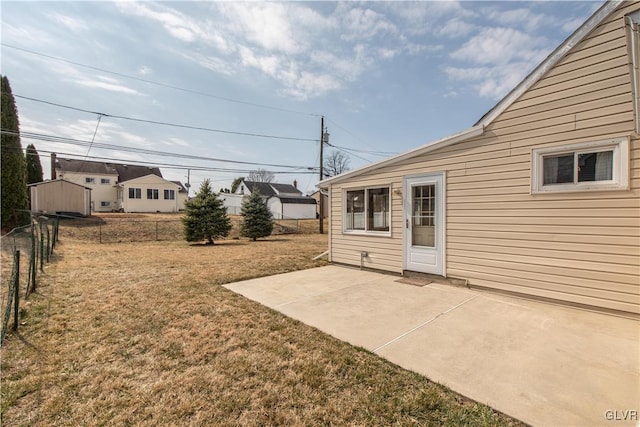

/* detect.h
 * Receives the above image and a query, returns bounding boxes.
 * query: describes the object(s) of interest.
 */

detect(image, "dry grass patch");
[2,231,523,426]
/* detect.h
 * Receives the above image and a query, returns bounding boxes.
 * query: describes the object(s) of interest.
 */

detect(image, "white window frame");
[531,137,629,194]
[100,201,110,207]
[147,188,159,200]
[343,185,391,236]
[85,177,95,184]
[101,178,111,185]
[164,189,175,200]
[129,188,142,199]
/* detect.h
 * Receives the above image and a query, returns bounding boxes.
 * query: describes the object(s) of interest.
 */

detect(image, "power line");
[1,129,319,171]
[324,116,397,156]
[11,94,319,142]
[2,145,319,175]
[2,43,322,118]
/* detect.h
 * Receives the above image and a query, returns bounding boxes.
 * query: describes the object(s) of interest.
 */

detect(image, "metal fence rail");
[58,217,310,244]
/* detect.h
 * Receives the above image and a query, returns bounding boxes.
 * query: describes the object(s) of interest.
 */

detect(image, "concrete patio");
[224,265,640,427]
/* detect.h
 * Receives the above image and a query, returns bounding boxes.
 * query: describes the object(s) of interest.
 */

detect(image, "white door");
[404,173,444,275]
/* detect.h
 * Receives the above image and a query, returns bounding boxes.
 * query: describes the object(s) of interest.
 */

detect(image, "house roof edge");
[319,124,484,187]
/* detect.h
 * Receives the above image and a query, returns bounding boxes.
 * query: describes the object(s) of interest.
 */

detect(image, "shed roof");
[28,178,92,190]
[279,197,317,205]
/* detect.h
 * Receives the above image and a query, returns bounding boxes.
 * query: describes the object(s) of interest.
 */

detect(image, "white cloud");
[561,17,586,33]
[339,6,397,41]
[484,8,545,32]
[435,18,476,38]
[74,75,142,95]
[445,61,538,100]
[48,13,88,32]
[451,27,548,66]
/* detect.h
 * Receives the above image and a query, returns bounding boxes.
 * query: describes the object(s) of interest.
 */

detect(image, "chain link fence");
[1,216,59,345]
[57,216,322,244]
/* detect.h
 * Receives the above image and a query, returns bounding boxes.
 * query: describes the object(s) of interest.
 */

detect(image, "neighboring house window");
[129,188,142,199]
[164,189,175,200]
[85,177,95,184]
[101,201,110,207]
[147,189,159,200]
[532,138,629,193]
[344,187,390,233]
[101,178,111,184]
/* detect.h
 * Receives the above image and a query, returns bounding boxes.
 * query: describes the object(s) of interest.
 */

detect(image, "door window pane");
[412,185,435,247]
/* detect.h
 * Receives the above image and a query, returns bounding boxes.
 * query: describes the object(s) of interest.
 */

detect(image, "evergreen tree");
[25,144,44,184]
[1,76,29,230]
[240,191,273,241]
[182,179,231,244]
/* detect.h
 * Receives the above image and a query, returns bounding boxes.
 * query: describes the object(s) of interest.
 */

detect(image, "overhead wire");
[1,129,319,171]
[11,94,319,143]
[1,144,319,175]
[2,43,322,118]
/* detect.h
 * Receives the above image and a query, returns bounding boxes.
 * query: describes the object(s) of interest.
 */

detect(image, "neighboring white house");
[118,174,186,213]
[227,180,317,219]
[53,154,187,213]
[320,0,640,316]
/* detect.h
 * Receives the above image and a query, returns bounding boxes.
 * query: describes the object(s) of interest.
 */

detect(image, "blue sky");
[1,1,601,195]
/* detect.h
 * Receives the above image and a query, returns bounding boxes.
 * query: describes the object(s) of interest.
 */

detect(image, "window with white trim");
[164,189,175,200]
[101,178,111,184]
[532,138,629,193]
[147,188,159,200]
[128,188,141,199]
[85,177,95,184]
[100,201,110,207]
[344,187,390,233]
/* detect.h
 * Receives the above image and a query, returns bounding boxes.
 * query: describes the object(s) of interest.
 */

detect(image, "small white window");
[101,178,111,184]
[85,177,95,184]
[100,201,110,207]
[344,186,390,234]
[532,138,629,193]
[164,189,175,200]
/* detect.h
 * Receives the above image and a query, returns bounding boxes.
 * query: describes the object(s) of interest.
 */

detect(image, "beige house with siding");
[321,0,640,315]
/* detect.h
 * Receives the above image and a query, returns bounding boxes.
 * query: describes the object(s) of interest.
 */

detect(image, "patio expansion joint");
[372,295,478,353]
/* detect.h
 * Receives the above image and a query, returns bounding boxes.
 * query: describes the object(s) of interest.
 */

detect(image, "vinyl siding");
[329,1,640,314]
[31,181,91,216]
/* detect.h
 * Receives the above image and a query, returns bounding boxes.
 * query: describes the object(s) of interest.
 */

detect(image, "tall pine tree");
[25,144,44,184]
[182,179,231,244]
[240,191,273,241]
[1,76,29,230]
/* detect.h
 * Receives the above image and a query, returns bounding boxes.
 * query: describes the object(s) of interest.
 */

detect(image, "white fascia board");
[476,0,622,127]
[319,124,483,187]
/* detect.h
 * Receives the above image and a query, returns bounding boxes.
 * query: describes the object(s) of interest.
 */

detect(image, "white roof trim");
[319,0,625,188]
[320,124,483,186]
[476,0,623,127]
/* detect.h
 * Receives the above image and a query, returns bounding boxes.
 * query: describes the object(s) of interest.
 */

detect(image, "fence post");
[156,221,159,241]
[46,225,51,262]
[31,223,37,293]
[99,224,102,244]
[39,222,44,272]
[13,250,20,331]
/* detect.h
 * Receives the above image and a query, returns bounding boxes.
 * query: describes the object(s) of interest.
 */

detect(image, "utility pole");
[319,116,325,234]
